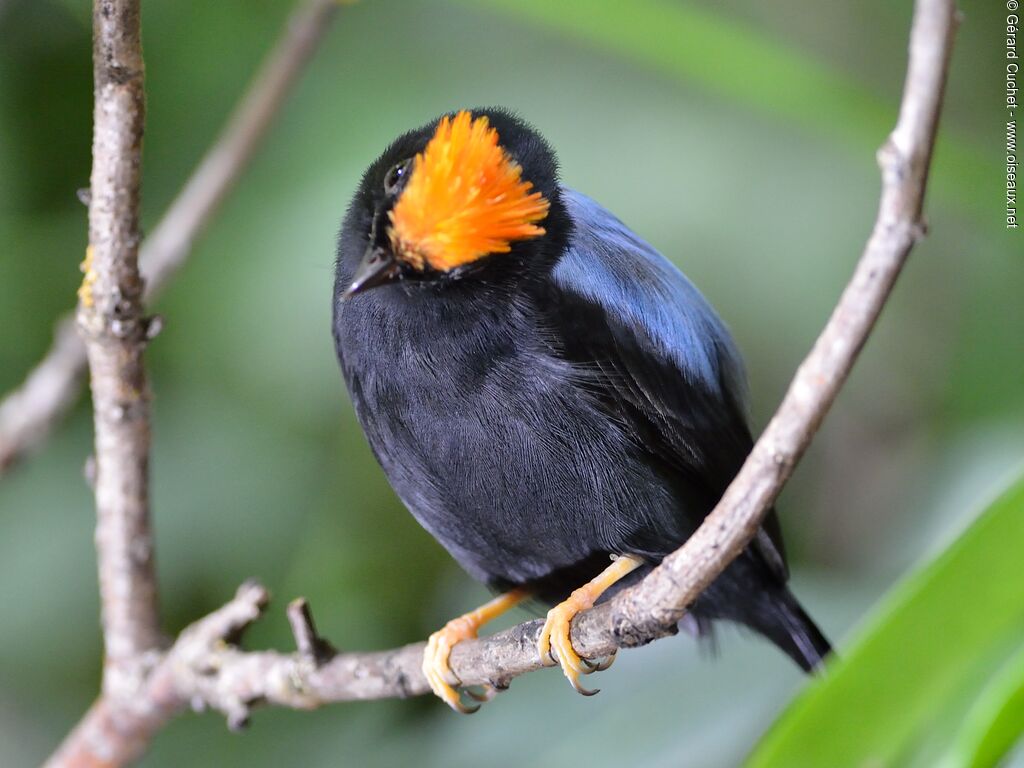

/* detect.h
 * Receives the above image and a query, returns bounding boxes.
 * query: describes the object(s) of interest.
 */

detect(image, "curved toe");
[423,619,480,714]
[421,589,529,713]
[538,600,600,695]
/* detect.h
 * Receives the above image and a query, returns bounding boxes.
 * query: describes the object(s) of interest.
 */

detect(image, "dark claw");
[570,679,600,697]
[581,653,616,673]
[488,676,512,691]
[452,696,481,714]
[465,684,499,703]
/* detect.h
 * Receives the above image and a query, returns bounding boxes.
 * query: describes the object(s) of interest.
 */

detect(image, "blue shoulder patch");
[552,188,747,405]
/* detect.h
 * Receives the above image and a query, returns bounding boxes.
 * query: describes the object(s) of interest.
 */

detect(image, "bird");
[332,108,831,713]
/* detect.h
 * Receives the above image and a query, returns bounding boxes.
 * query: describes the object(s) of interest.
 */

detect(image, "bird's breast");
[335,294,682,585]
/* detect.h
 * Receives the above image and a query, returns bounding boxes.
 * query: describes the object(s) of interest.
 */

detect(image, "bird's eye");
[384,159,411,196]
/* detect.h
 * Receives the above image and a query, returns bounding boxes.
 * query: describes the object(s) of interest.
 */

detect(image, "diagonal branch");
[0,316,84,473]
[138,0,343,296]
[46,0,959,765]
[0,0,342,477]
[610,0,960,640]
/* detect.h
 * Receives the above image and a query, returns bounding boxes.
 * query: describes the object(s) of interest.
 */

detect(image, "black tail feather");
[763,588,832,673]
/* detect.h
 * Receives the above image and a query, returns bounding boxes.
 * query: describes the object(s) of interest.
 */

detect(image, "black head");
[335,108,569,302]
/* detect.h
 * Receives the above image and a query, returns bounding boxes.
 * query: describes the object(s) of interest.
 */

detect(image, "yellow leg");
[424,588,529,713]
[538,554,643,695]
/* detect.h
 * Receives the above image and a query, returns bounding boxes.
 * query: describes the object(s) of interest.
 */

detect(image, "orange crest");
[388,111,550,272]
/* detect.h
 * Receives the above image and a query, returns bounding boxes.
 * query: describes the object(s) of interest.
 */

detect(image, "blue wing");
[548,188,787,579]
[554,188,748,412]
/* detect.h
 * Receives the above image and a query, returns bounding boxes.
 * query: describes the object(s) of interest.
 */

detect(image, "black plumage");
[332,109,830,685]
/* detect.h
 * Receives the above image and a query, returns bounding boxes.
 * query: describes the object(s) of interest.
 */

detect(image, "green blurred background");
[0,0,1020,765]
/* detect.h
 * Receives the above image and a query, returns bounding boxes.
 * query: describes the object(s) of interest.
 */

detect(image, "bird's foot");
[537,585,603,695]
[422,589,528,714]
[537,554,643,695]
[424,615,484,713]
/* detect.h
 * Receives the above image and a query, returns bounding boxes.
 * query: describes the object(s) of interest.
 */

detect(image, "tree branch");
[611,0,960,639]
[0,0,342,477]
[79,0,160,680]
[46,0,958,765]
[138,0,342,296]
[0,316,84,473]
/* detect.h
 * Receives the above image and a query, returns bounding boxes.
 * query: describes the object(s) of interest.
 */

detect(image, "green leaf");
[939,641,1024,768]
[746,470,1024,768]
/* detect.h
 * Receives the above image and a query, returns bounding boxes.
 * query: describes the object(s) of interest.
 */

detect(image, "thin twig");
[0,0,341,477]
[287,597,339,665]
[0,317,84,474]
[44,583,271,768]
[46,0,958,765]
[78,0,160,688]
[139,0,342,295]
